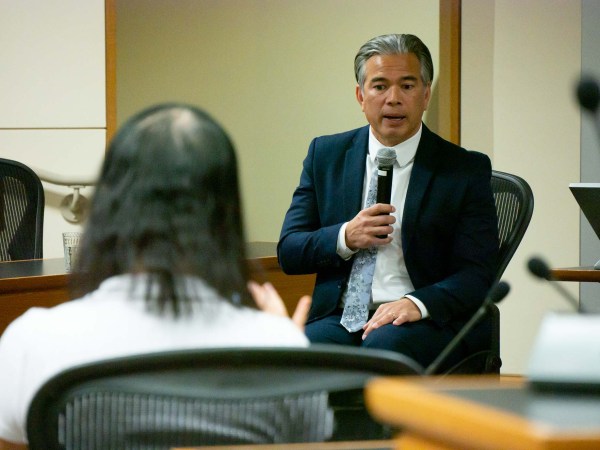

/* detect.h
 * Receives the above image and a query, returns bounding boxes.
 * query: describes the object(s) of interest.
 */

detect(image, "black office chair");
[447,169,534,374]
[0,158,44,260]
[26,345,422,449]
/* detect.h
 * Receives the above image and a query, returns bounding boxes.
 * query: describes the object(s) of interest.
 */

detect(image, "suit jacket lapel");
[343,126,369,220]
[402,124,439,248]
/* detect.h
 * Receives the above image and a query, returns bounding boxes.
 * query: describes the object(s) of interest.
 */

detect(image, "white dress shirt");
[337,125,429,318]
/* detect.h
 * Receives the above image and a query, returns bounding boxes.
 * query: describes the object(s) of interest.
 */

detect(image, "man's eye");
[373,85,386,91]
[403,84,415,90]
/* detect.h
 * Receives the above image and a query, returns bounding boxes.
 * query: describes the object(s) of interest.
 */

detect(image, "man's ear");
[423,83,432,110]
[356,84,365,111]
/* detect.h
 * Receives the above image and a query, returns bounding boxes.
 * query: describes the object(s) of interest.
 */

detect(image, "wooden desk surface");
[366,376,600,450]
[0,242,315,336]
[0,257,67,288]
[551,266,600,282]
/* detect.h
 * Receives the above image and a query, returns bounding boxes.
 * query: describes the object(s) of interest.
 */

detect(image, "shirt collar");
[368,124,422,167]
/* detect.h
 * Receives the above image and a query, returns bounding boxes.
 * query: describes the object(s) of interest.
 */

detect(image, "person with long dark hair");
[0,104,310,449]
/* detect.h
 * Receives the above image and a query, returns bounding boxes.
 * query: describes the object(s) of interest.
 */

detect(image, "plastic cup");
[62,232,82,272]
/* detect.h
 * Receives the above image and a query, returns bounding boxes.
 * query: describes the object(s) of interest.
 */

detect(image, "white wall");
[0,0,106,258]
[462,0,581,374]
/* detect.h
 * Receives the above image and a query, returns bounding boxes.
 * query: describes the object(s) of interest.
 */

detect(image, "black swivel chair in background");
[26,345,422,449]
[448,169,535,374]
[0,158,44,261]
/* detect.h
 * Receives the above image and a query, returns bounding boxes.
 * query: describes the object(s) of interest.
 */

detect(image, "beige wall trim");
[105,0,117,144]
[439,0,461,145]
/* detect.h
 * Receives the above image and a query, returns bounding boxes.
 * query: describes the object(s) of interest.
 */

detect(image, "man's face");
[356,53,431,147]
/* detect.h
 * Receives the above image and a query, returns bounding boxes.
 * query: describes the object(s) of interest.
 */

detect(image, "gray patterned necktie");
[340,148,396,332]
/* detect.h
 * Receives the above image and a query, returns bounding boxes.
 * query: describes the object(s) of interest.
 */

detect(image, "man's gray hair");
[354,34,434,90]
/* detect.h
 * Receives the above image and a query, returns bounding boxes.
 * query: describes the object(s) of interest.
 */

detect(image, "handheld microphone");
[375,147,396,238]
[527,256,582,312]
[424,281,510,375]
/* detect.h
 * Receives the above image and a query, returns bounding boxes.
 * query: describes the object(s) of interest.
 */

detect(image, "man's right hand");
[345,203,396,250]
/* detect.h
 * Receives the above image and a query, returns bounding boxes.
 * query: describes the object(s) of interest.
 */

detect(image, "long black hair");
[71,103,252,314]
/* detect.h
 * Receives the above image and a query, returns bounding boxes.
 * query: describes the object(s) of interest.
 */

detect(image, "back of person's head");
[354,33,434,90]
[72,103,251,314]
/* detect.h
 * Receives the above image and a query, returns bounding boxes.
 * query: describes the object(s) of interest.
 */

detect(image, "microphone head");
[376,148,397,169]
[527,256,552,280]
[576,76,600,114]
[490,280,510,304]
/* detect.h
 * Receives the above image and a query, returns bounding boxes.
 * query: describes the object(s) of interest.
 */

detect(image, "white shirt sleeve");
[336,222,358,261]
[405,294,430,319]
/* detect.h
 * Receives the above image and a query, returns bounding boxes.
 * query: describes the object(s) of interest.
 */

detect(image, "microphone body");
[376,165,393,205]
[577,76,600,114]
[375,148,396,239]
[527,256,582,312]
[424,281,510,375]
[576,76,600,142]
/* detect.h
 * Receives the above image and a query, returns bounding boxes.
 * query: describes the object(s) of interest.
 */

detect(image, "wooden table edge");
[365,376,600,450]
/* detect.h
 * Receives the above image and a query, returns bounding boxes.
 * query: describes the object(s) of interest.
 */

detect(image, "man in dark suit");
[278,34,499,371]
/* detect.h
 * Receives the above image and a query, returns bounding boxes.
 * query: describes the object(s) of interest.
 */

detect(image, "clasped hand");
[345,203,396,250]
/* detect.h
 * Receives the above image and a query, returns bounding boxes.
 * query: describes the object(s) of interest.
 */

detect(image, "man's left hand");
[362,297,421,340]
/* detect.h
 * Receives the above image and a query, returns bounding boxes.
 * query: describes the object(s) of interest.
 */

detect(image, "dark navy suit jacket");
[278,124,499,351]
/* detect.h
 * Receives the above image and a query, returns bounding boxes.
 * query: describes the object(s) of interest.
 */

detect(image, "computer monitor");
[569,183,600,269]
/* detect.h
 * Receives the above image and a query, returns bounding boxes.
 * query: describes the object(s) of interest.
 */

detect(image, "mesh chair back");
[488,170,534,369]
[447,170,534,375]
[0,158,44,260]
[491,170,535,282]
[26,345,422,450]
